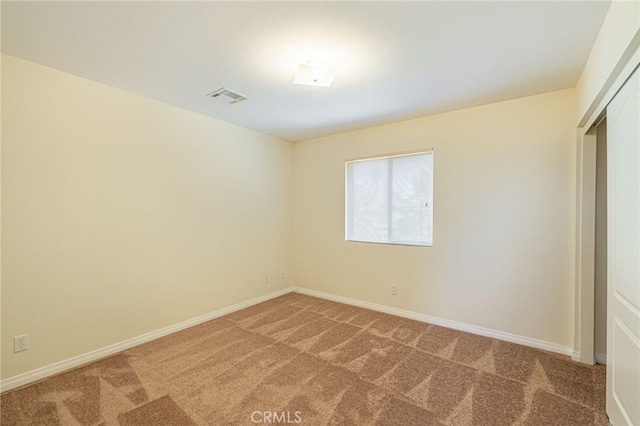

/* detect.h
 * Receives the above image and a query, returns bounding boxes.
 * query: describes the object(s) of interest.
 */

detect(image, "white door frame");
[574,40,640,364]
[575,129,598,364]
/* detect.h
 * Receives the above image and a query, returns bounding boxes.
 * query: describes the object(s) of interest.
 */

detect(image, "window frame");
[345,148,433,247]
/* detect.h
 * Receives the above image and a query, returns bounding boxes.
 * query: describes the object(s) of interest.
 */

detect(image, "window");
[345,150,433,246]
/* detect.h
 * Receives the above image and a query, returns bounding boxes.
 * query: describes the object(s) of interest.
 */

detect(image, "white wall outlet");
[391,285,398,295]
[14,334,29,353]
[280,270,285,280]
[264,274,269,284]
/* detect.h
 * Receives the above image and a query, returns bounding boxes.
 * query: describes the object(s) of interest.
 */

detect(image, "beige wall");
[1,55,293,379]
[293,89,577,348]
[4,35,614,380]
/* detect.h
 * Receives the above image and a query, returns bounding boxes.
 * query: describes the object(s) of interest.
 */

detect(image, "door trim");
[574,40,639,364]
[575,130,597,364]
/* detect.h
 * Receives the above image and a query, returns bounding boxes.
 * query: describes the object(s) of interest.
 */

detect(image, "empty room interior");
[1,1,639,425]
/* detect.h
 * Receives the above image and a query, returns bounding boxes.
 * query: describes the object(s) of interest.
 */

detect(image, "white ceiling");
[1,1,611,142]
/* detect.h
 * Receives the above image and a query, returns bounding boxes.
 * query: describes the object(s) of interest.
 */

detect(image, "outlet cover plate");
[14,335,29,352]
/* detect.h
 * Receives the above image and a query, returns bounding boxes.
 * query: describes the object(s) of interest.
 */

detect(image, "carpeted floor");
[1,293,607,425]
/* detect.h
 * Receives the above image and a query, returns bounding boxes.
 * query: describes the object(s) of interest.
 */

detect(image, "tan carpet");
[1,293,607,425]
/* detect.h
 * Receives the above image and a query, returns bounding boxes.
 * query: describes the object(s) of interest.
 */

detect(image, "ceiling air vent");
[207,87,250,104]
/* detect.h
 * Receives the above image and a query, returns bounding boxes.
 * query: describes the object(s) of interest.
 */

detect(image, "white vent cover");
[207,87,250,104]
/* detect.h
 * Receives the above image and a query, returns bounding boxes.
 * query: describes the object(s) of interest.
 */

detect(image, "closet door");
[606,65,640,426]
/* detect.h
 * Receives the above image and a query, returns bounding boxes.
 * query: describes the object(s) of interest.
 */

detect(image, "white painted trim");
[0,287,294,393]
[578,41,640,130]
[293,286,573,357]
[574,36,639,368]
[1,284,578,393]
[575,131,598,365]
[570,350,608,365]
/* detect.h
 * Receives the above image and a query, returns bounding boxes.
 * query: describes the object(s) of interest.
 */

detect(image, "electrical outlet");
[14,335,29,353]
[280,270,285,280]
[391,285,398,296]
[264,274,269,284]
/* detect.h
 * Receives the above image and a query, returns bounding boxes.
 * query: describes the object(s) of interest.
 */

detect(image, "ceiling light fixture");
[293,60,338,87]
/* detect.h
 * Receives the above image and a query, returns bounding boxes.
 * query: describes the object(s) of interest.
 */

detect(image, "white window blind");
[345,150,433,246]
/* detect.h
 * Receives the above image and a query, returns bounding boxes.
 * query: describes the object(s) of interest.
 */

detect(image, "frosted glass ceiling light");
[293,60,338,87]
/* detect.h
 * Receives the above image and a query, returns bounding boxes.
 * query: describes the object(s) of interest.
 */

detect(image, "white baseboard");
[595,352,607,364]
[0,287,294,393]
[569,351,607,364]
[1,285,578,393]
[292,286,574,357]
